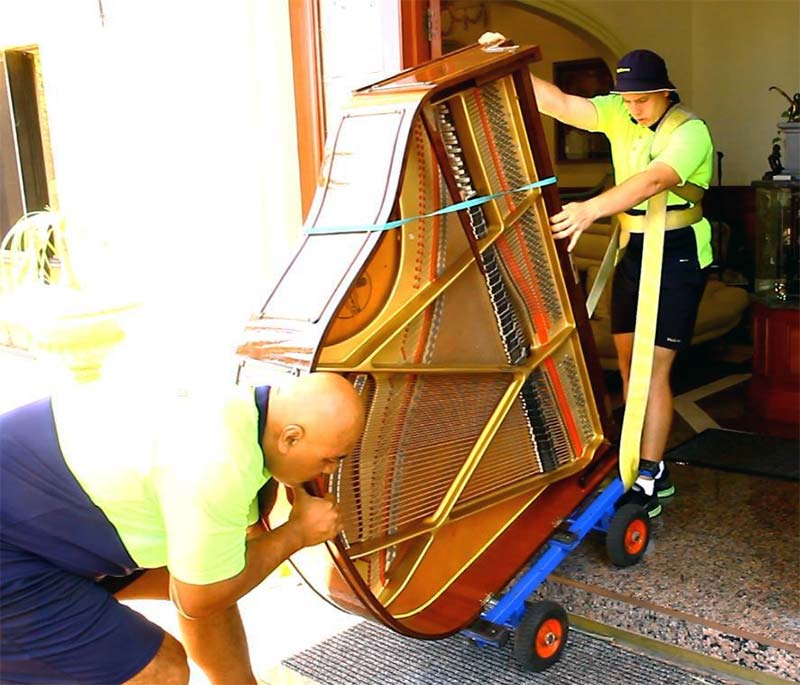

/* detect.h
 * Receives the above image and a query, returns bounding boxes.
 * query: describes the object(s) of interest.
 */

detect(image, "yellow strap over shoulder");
[617,105,703,489]
[617,105,705,249]
[650,105,706,203]
[650,105,697,156]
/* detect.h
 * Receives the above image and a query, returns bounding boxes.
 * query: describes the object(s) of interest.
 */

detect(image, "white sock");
[635,475,656,496]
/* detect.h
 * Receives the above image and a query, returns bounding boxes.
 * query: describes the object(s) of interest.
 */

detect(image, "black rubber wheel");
[513,600,568,672]
[606,502,650,567]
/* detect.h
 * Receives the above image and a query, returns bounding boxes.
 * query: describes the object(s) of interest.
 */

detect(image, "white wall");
[523,0,800,185]
[1,0,303,380]
[691,0,800,185]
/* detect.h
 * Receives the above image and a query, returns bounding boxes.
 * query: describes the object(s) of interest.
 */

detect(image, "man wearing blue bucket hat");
[480,33,714,519]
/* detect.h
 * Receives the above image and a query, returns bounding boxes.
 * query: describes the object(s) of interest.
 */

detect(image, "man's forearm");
[172,521,303,619]
[586,165,680,219]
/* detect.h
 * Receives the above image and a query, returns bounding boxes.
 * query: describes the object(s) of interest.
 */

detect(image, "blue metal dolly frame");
[461,476,644,669]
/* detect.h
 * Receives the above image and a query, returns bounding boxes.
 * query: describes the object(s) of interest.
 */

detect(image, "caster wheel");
[513,600,568,671]
[606,502,650,567]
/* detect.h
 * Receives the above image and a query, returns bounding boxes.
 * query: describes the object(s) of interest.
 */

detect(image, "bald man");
[0,372,365,685]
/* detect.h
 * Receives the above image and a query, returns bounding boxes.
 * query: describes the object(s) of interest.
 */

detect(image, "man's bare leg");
[178,604,256,685]
[109,568,189,685]
[640,345,677,463]
[116,568,256,685]
[123,632,189,685]
[613,332,634,400]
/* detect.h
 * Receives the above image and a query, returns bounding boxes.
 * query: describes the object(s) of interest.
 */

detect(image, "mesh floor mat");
[283,620,734,685]
[666,429,799,481]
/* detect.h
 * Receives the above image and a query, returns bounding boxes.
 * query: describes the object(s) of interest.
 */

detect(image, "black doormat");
[665,428,799,481]
[283,620,731,685]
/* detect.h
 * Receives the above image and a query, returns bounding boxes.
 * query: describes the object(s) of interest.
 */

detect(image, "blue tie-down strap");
[304,176,558,236]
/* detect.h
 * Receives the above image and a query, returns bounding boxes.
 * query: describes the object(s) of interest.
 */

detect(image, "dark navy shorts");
[611,226,709,351]
[0,399,164,684]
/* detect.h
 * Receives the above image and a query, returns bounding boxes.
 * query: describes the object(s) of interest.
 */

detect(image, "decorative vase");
[778,121,800,176]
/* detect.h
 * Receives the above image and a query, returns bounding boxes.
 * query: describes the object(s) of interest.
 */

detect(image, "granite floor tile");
[535,579,799,681]
[536,464,800,678]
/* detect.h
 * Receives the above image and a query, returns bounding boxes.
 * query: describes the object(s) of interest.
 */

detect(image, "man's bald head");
[280,372,364,445]
[262,372,366,486]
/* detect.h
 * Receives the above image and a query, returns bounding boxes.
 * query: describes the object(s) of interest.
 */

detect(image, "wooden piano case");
[237,42,617,638]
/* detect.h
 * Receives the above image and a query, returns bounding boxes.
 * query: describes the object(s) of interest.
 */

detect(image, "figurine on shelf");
[763,143,784,179]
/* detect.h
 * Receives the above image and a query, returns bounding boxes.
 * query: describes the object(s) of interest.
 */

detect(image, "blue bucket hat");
[610,49,676,93]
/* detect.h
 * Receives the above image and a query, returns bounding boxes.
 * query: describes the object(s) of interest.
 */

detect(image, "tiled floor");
[536,464,800,679]
[536,338,800,681]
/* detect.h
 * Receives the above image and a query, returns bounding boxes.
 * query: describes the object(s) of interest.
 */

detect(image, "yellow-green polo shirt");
[53,381,269,585]
[589,94,714,267]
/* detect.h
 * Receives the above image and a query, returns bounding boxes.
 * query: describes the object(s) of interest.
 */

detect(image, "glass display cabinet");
[751,180,799,299]
[750,180,799,424]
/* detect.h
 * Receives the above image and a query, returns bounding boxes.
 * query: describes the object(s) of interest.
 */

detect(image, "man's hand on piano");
[549,201,600,252]
[288,486,343,547]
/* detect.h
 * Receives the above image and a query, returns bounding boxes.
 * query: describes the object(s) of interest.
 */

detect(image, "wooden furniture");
[571,221,751,370]
[750,296,800,425]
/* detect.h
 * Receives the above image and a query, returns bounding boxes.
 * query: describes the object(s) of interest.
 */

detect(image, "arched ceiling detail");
[513,0,627,59]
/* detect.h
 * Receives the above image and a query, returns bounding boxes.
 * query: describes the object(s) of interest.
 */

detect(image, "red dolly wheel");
[606,502,651,567]
[513,600,568,671]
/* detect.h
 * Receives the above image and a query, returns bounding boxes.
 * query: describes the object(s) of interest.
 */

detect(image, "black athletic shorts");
[611,226,709,351]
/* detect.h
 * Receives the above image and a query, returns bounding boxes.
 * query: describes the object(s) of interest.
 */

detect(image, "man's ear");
[278,424,304,453]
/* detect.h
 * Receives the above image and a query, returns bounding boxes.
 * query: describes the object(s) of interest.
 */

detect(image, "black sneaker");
[619,482,662,518]
[618,460,662,518]
[654,461,676,499]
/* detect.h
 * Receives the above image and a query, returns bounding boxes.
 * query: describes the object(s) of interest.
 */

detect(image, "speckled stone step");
[535,575,799,681]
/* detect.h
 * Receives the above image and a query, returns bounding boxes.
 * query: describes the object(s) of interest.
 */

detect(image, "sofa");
[570,219,751,370]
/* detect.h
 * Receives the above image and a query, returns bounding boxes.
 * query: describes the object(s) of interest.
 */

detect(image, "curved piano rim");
[289,441,618,638]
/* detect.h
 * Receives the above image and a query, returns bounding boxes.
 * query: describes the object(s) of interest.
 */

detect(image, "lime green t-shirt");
[589,94,714,267]
[53,381,270,585]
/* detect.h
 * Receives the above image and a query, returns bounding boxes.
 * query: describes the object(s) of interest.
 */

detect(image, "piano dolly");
[461,476,649,671]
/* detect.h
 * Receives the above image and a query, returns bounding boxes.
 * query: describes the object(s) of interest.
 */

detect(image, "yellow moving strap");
[618,190,668,489]
[585,222,620,319]
[581,105,709,486]
[618,203,702,233]
[616,104,705,488]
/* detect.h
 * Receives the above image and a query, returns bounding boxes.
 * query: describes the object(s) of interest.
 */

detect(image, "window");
[289,0,438,218]
[1,47,56,243]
